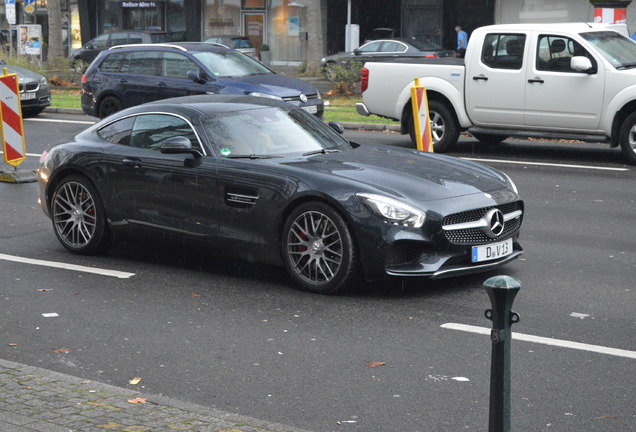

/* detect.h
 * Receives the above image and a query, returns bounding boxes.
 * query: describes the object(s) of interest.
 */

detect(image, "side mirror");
[187,69,208,83]
[160,136,195,154]
[353,48,361,55]
[328,121,345,135]
[571,56,594,73]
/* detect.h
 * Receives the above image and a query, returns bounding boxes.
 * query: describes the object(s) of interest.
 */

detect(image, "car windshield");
[202,106,349,157]
[150,33,171,43]
[192,50,271,77]
[232,38,254,49]
[580,30,636,68]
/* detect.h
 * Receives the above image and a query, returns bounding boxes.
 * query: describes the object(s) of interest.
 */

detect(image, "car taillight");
[361,67,369,93]
[424,54,436,58]
[81,74,87,84]
[39,151,48,163]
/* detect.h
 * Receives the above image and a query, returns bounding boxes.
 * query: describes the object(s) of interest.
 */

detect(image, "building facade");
[0,0,635,64]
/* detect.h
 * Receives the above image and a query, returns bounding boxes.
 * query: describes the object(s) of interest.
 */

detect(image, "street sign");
[25,4,35,14]
[6,3,15,25]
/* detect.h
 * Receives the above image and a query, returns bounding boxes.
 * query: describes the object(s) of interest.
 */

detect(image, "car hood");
[220,73,319,96]
[1,65,41,82]
[281,145,511,202]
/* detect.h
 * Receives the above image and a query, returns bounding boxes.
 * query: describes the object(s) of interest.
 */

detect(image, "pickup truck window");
[580,31,636,69]
[536,35,591,72]
[481,33,526,70]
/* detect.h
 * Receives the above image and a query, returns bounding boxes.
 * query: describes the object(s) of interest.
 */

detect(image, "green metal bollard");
[483,275,521,432]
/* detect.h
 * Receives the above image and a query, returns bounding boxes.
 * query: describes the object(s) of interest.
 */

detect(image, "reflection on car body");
[38,95,524,294]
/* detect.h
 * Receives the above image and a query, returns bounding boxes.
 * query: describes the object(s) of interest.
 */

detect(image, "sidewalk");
[0,359,311,432]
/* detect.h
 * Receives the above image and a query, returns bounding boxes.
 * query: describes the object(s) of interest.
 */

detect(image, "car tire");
[323,64,338,82]
[282,202,359,294]
[73,59,88,73]
[98,96,124,119]
[408,100,459,153]
[471,132,508,145]
[619,111,636,165]
[51,175,112,255]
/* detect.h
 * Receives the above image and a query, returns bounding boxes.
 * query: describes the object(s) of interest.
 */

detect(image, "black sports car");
[37,95,523,294]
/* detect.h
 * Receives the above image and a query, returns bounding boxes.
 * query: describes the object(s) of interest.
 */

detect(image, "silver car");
[0,59,50,117]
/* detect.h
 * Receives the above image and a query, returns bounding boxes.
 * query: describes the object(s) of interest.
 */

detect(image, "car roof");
[108,42,230,53]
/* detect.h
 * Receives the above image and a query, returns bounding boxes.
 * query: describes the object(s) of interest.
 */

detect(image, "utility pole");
[47,0,63,59]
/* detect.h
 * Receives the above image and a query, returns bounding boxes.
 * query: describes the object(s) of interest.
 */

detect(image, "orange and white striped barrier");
[0,67,34,183]
[410,78,434,152]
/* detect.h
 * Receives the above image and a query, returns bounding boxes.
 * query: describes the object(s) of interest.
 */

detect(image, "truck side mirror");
[571,56,593,73]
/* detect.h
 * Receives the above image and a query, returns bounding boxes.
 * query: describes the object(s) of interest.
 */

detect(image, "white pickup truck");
[356,22,636,164]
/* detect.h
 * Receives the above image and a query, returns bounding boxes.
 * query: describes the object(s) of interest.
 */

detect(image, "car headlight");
[39,76,48,86]
[249,92,283,101]
[502,172,519,194]
[357,193,426,228]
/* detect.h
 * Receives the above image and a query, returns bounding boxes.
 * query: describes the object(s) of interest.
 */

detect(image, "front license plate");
[302,105,317,114]
[20,92,36,100]
[472,238,513,263]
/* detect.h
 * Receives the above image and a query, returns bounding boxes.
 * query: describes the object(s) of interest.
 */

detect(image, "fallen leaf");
[189,293,200,297]
[366,362,385,367]
[38,289,52,292]
[593,414,615,420]
[129,377,142,385]
[52,348,70,353]
[9,343,17,347]
[127,398,147,404]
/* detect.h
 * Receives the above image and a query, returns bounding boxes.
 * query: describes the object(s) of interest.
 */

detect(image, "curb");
[0,358,312,432]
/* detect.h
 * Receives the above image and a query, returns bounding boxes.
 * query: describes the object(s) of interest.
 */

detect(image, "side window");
[161,52,199,78]
[536,35,590,72]
[380,42,404,52]
[97,117,135,145]
[109,33,128,47]
[481,33,526,70]
[127,51,160,75]
[358,41,382,53]
[129,114,202,152]
[99,52,127,73]
[89,34,109,49]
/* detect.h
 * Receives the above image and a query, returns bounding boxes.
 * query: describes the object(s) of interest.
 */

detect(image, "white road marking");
[461,157,629,172]
[25,118,95,125]
[0,253,135,279]
[441,323,636,359]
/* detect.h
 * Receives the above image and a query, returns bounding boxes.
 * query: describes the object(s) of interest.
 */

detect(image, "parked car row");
[0,59,51,118]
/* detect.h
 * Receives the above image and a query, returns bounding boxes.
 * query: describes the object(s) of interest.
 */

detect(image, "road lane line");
[0,253,135,279]
[441,323,636,359]
[25,118,96,125]
[461,157,629,172]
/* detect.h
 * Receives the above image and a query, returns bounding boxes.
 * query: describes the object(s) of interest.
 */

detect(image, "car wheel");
[73,59,88,73]
[408,100,459,153]
[323,64,338,82]
[282,202,359,294]
[98,96,124,119]
[51,175,112,254]
[21,107,45,118]
[619,111,636,165]
[471,132,508,145]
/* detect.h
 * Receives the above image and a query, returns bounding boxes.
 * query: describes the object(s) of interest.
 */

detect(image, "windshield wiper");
[302,149,341,156]
[225,154,281,159]
[617,62,636,70]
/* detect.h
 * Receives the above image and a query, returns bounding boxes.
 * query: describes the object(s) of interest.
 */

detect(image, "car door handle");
[472,75,488,81]
[118,79,128,84]
[122,158,142,168]
[156,82,167,87]
[528,77,545,84]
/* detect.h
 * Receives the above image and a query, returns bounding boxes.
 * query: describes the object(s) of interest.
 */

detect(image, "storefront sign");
[122,2,157,8]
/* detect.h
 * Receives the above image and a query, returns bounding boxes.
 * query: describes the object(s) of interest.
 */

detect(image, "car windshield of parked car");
[202,106,349,157]
[580,31,636,68]
[192,50,272,77]
[232,38,254,49]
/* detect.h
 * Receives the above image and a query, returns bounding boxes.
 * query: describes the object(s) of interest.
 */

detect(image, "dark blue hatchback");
[81,42,323,119]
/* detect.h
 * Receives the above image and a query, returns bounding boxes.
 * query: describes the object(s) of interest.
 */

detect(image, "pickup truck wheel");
[619,112,636,164]
[409,100,459,153]
[471,132,508,145]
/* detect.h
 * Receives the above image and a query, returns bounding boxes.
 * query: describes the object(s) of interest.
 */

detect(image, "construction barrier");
[0,67,35,183]
[410,78,434,152]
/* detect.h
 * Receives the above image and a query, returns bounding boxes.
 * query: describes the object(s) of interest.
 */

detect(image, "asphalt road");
[1,112,635,431]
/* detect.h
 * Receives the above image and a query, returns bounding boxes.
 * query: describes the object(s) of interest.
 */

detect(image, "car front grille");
[282,94,320,102]
[19,82,39,92]
[442,201,523,245]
